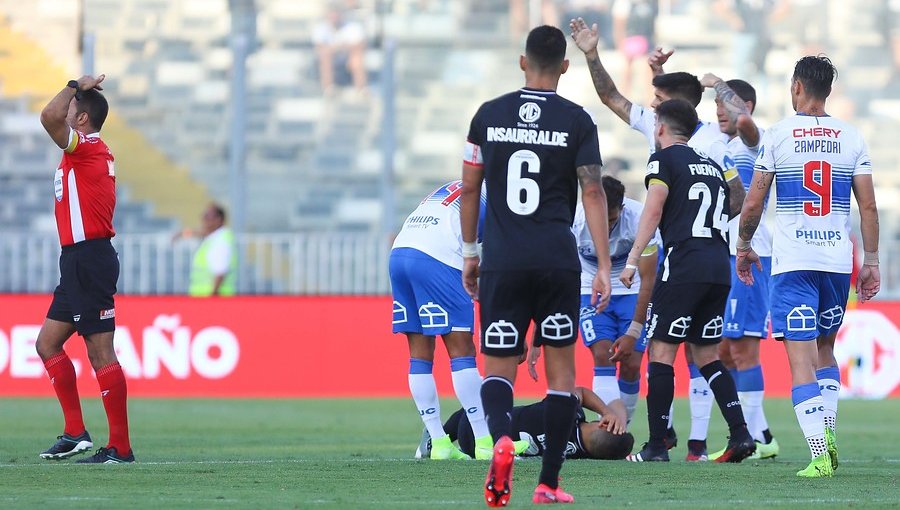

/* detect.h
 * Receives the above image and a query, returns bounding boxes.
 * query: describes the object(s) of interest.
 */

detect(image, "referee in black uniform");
[460,25,611,506]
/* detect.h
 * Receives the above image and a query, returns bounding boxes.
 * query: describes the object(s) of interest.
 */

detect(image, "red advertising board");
[0,295,898,398]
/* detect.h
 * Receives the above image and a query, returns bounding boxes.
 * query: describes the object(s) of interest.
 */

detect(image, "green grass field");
[1,397,898,509]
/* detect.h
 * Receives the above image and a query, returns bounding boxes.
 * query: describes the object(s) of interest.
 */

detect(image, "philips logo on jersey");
[486,127,568,147]
[796,229,842,246]
[404,215,440,228]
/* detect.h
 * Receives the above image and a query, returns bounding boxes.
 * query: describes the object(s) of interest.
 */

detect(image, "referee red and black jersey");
[53,129,116,246]
[463,88,601,272]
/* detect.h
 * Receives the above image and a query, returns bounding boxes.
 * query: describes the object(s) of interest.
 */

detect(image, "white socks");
[409,359,446,440]
[450,357,490,439]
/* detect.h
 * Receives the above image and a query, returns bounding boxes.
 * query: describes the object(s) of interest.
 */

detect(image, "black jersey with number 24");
[466,88,601,272]
[645,143,731,285]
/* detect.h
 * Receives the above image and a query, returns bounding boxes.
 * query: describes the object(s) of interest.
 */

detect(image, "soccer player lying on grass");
[426,386,633,461]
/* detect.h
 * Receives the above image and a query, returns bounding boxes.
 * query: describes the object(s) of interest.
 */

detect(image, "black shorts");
[46,238,119,337]
[645,282,729,345]
[478,269,579,357]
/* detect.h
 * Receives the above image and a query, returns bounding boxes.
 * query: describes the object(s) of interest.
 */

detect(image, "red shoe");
[532,483,574,504]
[484,436,515,507]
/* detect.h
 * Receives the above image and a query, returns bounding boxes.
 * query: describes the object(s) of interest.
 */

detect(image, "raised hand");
[569,17,599,54]
[648,47,674,74]
[76,74,105,91]
[700,72,722,89]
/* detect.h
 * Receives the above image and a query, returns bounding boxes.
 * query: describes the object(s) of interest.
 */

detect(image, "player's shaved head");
[75,88,109,131]
[652,72,703,107]
[525,25,567,71]
[726,79,756,113]
[792,55,837,100]
[656,99,698,139]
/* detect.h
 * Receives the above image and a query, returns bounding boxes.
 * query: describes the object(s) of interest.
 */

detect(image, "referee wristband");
[864,251,879,266]
[462,241,478,258]
[626,321,643,339]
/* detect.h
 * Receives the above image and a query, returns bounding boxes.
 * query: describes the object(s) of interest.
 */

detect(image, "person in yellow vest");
[185,203,236,296]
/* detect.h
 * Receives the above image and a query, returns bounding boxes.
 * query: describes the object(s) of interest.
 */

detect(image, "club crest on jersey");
[518,102,541,123]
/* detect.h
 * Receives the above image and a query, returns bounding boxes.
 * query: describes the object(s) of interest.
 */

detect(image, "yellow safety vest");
[189,229,236,296]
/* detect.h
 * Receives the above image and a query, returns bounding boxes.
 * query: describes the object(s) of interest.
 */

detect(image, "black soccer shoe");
[626,442,670,462]
[713,428,756,464]
[664,427,678,450]
[75,446,135,464]
[40,431,93,460]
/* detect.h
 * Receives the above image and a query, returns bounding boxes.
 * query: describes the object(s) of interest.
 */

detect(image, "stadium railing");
[0,232,897,298]
[0,232,391,295]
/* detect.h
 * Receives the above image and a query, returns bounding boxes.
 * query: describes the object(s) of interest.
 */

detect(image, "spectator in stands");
[177,203,236,297]
[312,2,369,96]
[714,1,788,90]
[612,0,658,101]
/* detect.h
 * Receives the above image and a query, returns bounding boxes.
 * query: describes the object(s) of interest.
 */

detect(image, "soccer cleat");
[475,435,494,460]
[756,438,780,459]
[664,427,678,450]
[75,446,135,464]
[414,427,432,459]
[476,436,532,460]
[713,429,755,464]
[685,440,708,462]
[512,439,531,456]
[626,442,669,462]
[430,435,470,460]
[40,431,93,460]
[710,437,779,461]
[532,483,574,504]
[484,436,515,507]
[796,453,834,478]
[825,428,838,470]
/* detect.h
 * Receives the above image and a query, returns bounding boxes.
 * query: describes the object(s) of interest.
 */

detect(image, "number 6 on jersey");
[507,149,541,215]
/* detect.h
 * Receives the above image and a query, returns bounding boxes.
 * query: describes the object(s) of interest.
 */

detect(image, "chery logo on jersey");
[518,102,541,123]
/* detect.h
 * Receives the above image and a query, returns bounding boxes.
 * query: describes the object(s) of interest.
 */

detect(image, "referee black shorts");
[46,238,119,337]
[478,269,580,357]
[645,281,730,345]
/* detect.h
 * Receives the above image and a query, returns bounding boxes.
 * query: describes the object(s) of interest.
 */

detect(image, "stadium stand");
[0,0,897,294]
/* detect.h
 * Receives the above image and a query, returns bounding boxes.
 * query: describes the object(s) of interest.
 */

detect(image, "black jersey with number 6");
[645,144,731,285]
[466,88,601,271]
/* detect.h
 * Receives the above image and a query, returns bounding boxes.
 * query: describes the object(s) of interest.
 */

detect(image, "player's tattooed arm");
[578,163,611,266]
[738,170,773,240]
[726,176,746,219]
[584,53,633,124]
[701,73,760,147]
[570,18,633,123]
